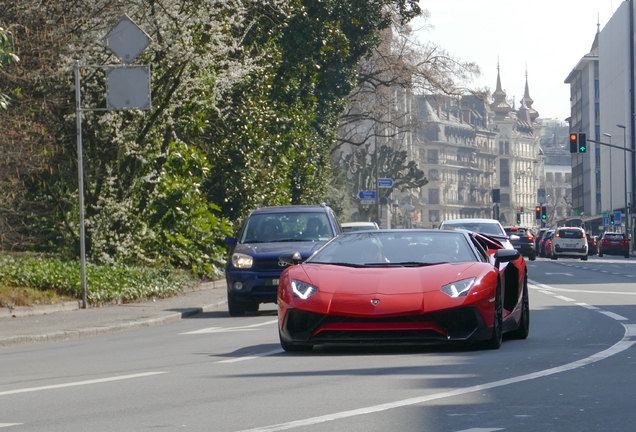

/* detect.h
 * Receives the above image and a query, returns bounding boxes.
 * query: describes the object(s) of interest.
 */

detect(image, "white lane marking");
[216,348,284,364]
[181,319,278,335]
[554,295,576,302]
[544,273,574,276]
[0,372,167,397]
[528,279,636,296]
[626,275,635,278]
[456,429,504,432]
[599,311,629,321]
[0,425,22,428]
[539,290,554,295]
[235,326,636,432]
[577,303,600,310]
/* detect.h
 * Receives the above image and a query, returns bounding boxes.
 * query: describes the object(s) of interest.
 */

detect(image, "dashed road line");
[181,319,278,335]
[0,372,167,397]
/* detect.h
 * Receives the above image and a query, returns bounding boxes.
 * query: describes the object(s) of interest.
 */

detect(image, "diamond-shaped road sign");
[102,15,151,64]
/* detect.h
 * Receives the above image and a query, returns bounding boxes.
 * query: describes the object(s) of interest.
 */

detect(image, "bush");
[0,254,199,305]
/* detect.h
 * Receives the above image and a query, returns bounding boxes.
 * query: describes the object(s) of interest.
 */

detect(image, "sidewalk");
[0,280,228,348]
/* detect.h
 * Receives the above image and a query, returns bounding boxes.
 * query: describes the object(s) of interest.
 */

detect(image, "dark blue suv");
[224,204,343,316]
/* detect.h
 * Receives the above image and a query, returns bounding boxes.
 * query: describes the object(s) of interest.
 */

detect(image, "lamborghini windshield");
[307,230,478,266]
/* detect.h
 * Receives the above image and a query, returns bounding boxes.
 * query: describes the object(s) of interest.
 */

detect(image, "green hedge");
[0,255,199,304]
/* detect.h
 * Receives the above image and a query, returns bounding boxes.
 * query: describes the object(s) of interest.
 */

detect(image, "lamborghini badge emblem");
[371,299,380,306]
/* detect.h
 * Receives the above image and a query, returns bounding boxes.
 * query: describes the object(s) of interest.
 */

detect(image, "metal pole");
[603,133,613,215]
[75,62,88,309]
[618,124,628,239]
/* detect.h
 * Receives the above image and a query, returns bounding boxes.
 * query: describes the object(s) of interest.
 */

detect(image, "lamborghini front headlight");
[441,277,476,298]
[291,279,319,300]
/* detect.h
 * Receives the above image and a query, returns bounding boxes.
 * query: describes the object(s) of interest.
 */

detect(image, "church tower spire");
[490,60,512,119]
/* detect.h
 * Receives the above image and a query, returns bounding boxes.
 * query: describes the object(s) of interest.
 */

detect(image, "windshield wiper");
[309,262,366,268]
[360,262,446,267]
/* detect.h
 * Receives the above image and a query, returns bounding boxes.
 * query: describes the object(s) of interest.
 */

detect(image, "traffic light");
[516,212,521,224]
[578,133,587,153]
[520,207,524,214]
[610,213,615,225]
[541,206,547,220]
[535,206,541,220]
[569,133,578,153]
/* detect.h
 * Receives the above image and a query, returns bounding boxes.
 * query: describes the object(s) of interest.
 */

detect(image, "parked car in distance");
[587,235,598,256]
[224,204,343,316]
[540,229,555,257]
[598,232,630,258]
[551,227,588,260]
[341,221,379,232]
[535,228,548,251]
[439,218,513,249]
[503,226,536,261]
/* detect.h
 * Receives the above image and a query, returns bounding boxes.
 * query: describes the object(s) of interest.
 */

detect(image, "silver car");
[439,218,513,250]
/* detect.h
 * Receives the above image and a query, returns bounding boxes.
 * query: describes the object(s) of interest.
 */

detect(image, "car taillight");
[603,239,608,243]
[623,240,629,244]
[528,236,534,240]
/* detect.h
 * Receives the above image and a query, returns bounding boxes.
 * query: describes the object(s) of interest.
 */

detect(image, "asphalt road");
[2,256,636,432]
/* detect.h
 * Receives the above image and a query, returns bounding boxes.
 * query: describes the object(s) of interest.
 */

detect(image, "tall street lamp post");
[618,124,629,240]
[603,133,613,214]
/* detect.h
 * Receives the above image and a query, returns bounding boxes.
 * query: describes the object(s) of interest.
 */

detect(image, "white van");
[551,227,588,261]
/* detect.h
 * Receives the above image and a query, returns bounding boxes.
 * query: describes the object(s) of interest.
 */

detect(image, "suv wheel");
[581,255,588,261]
[598,251,604,257]
[529,252,536,261]
[551,253,557,260]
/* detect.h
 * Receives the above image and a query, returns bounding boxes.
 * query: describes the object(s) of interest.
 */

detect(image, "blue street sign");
[378,178,394,188]
[615,211,622,227]
[358,190,376,199]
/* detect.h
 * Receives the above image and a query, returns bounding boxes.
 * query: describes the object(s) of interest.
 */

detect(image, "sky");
[413,0,620,121]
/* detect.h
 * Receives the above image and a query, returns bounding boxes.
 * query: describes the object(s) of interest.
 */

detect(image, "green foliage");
[0,254,197,304]
[1,0,422,275]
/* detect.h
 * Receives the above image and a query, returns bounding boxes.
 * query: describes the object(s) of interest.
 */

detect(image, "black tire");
[581,255,588,261]
[551,253,557,260]
[510,275,530,340]
[279,332,313,352]
[598,251,604,257]
[483,284,503,350]
[228,293,246,317]
[626,254,630,259]
[529,253,536,261]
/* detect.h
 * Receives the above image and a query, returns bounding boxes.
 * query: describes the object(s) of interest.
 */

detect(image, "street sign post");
[358,190,376,199]
[615,211,622,227]
[378,178,394,188]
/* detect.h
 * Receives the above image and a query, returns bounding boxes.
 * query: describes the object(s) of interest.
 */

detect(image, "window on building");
[501,193,510,208]
[500,159,510,187]
[428,169,439,181]
[428,149,439,164]
[429,210,440,223]
[429,189,439,205]
[505,142,510,154]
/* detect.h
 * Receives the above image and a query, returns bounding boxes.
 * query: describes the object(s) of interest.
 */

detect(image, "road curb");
[0,299,228,348]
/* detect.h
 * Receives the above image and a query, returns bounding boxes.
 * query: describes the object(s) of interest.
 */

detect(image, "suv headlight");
[232,253,254,269]
[441,277,476,298]
[291,280,319,299]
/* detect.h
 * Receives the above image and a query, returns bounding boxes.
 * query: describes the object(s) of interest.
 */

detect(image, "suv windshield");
[240,212,333,243]
[557,229,584,239]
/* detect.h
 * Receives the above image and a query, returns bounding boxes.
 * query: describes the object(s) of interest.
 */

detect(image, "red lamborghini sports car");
[277,229,529,352]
